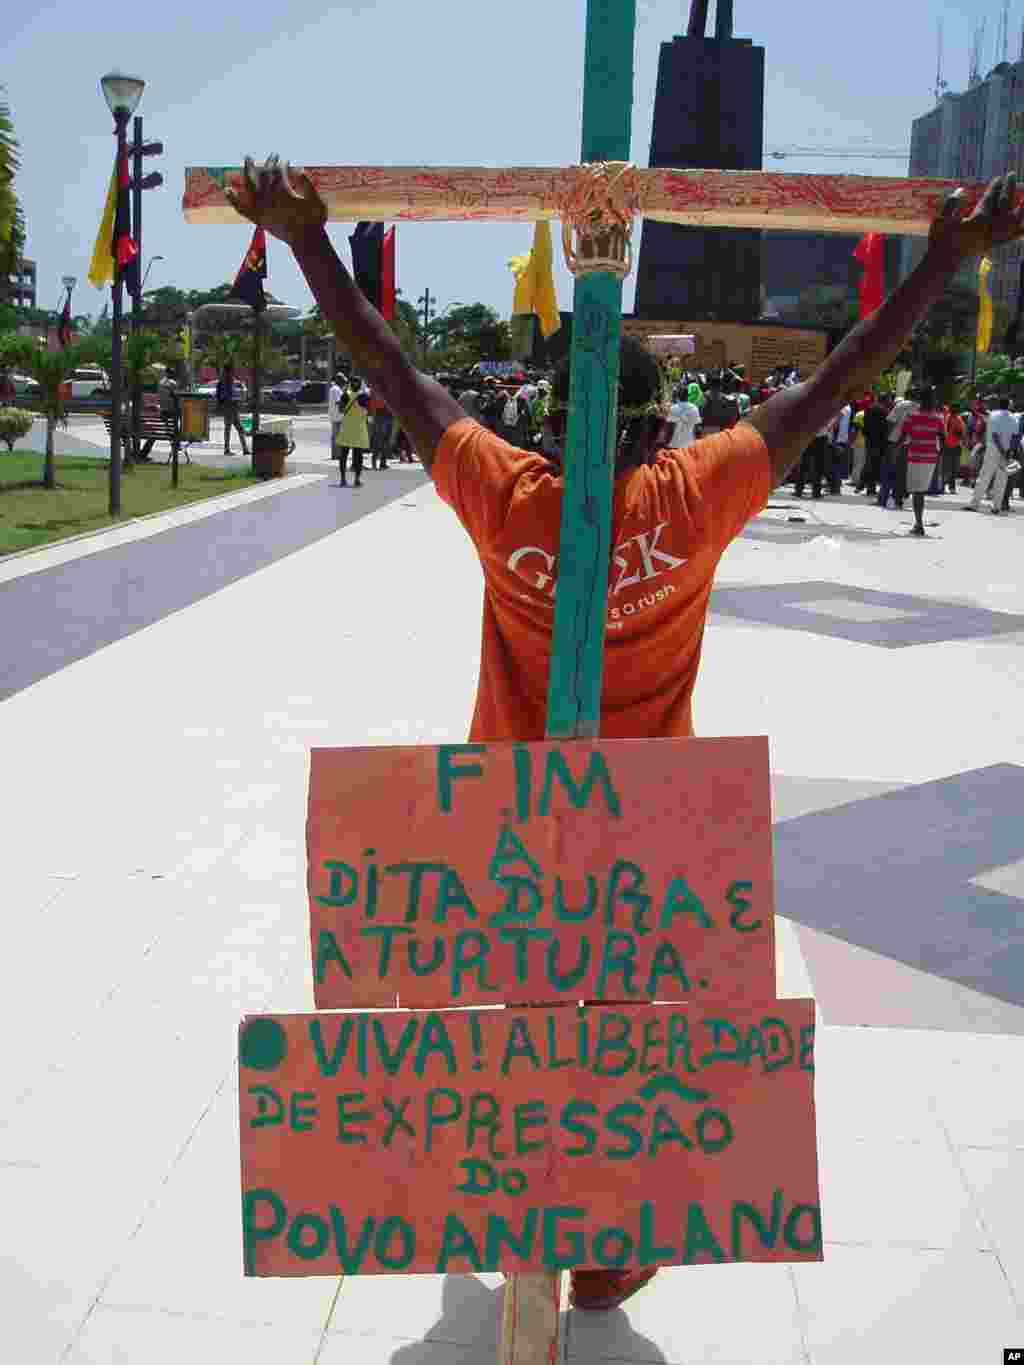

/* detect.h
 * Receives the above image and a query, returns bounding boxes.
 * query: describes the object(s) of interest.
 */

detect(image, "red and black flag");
[852,233,885,321]
[349,222,395,321]
[58,287,73,348]
[230,227,268,311]
[114,146,140,300]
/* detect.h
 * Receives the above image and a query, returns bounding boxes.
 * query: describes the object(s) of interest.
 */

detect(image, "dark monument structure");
[636,1,901,331]
[635,0,765,321]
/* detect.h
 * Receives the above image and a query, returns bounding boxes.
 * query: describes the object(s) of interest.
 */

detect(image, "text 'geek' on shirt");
[431,418,772,743]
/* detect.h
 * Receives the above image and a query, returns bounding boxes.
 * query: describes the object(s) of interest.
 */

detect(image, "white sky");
[4,0,1013,320]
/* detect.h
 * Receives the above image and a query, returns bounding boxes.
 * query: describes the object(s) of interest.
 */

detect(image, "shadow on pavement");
[387,1274,667,1365]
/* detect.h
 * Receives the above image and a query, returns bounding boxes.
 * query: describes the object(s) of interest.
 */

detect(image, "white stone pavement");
[2,458,1024,1364]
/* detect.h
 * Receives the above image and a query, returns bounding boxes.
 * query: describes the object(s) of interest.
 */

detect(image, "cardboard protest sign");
[238,1000,819,1277]
[307,738,776,1009]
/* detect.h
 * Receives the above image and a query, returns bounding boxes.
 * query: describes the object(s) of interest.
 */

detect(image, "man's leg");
[969,451,998,508]
[352,447,364,486]
[992,460,1010,513]
[911,491,926,532]
[337,446,349,486]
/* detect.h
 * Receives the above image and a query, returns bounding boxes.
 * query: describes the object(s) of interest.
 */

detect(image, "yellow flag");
[179,325,191,359]
[87,164,118,291]
[508,221,560,339]
[977,256,993,355]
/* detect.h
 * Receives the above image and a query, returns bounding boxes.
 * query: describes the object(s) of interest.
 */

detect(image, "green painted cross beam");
[505,3,640,1358]
[546,0,637,741]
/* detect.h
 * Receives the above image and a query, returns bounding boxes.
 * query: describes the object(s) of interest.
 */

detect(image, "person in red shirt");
[943,404,966,492]
[227,157,1024,1311]
[900,388,947,535]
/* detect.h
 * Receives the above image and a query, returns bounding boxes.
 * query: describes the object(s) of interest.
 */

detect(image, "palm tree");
[0,88,25,307]
[0,334,107,488]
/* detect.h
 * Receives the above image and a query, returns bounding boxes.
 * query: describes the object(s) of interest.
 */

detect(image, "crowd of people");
[323,357,1024,536]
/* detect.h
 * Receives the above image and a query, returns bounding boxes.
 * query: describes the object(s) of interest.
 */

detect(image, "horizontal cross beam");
[183,165,996,237]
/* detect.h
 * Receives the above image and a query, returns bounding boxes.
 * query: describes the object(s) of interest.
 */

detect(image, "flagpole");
[130,115,143,466]
[109,110,129,516]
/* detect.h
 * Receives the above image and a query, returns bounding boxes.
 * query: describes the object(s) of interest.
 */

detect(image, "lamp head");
[61,275,77,291]
[100,71,145,119]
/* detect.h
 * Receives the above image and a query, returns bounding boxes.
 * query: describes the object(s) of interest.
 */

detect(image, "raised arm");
[745,175,1024,486]
[226,156,464,472]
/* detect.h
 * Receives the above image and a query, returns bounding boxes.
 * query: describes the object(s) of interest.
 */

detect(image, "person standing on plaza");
[216,363,249,457]
[860,394,888,497]
[881,389,917,509]
[327,370,346,464]
[901,387,946,535]
[228,156,1024,1311]
[334,375,371,487]
[369,389,394,470]
[850,403,868,489]
[831,397,853,491]
[668,383,702,448]
[965,394,1016,514]
[943,403,965,493]
[794,421,832,499]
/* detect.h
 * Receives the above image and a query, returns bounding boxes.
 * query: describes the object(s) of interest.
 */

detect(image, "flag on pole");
[349,222,395,320]
[87,163,119,290]
[57,288,73,348]
[179,324,191,360]
[115,146,140,300]
[230,228,268,311]
[977,256,993,355]
[381,226,396,322]
[852,232,885,320]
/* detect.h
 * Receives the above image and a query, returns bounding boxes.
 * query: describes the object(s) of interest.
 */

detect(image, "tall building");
[6,256,36,309]
[635,10,898,328]
[904,61,1024,313]
[635,12,765,322]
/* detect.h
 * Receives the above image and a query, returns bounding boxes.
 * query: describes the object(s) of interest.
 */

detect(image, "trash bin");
[178,393,210,442]
[252,430,289,479]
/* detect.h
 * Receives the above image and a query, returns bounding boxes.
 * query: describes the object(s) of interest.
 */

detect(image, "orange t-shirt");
[432,418,772,742]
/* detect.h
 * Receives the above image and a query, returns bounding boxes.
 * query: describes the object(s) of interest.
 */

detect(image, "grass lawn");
[0,452,263,556]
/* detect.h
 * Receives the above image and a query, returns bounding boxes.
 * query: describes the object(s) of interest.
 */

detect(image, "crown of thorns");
[547,396,670,420]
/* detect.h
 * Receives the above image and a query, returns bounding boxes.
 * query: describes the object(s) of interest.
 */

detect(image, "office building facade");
[905,62,1024,312]
[6,257,36,309]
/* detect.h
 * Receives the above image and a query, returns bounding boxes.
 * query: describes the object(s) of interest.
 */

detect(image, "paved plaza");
[2,419,1024,1363]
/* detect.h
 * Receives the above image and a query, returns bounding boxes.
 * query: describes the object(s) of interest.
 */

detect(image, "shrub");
[0,407,35,453]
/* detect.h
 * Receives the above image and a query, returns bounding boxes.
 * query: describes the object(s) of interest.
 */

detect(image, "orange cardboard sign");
[306,738,776,1009]
[238,1001,819,1277]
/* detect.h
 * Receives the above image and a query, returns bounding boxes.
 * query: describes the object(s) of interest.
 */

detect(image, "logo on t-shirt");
[506,521,689,628]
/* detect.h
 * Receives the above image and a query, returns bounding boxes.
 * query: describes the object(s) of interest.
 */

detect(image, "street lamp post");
[60,275,76,345]
[100,70,145,516]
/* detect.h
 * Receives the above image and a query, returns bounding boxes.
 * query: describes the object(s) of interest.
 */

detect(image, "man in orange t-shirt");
[227,156,1024,1310]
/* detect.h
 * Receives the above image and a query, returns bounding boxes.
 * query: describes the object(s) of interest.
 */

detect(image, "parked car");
[264,379,305,403]
[193,381,247,402]
[9,374,37,397]
[294,381,328,404]
[68,367,109,398]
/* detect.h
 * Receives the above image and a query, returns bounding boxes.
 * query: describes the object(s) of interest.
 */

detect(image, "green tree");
[0,334,107,487]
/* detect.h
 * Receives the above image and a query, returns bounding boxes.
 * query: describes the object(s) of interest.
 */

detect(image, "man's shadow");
[389,1272,668,1363]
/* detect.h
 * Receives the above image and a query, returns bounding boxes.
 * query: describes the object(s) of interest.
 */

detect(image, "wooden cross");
[187,5,998,1361]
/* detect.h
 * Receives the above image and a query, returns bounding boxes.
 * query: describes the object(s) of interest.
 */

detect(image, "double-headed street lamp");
[100,69,145,516]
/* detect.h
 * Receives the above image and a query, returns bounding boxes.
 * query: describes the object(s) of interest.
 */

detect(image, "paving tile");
[65,1304,323,1365]
[928,1035,1024,1148]
[102,1081,339,1328]
[811,1026,948,1147]
[958,1148,1024,1307]
[567,1263,803,1364]
[793,1244,1020,1365]
[816,1133,986,1250]
[318,1334,489,1365]
[326,1272,504,1347]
